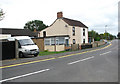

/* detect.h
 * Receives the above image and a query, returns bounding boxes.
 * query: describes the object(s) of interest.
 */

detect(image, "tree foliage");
[88,30,116,41]
[24,20,48,31]
[88,30,100,41]
[0,8,5,21]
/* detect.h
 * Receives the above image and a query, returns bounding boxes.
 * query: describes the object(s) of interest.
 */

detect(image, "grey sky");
[0,0,119,36]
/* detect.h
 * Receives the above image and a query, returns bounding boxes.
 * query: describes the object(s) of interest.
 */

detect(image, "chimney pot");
[57,12,63,18]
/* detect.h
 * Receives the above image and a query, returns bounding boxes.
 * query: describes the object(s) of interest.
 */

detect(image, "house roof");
[62,17,88,28]
[0,28,37,37]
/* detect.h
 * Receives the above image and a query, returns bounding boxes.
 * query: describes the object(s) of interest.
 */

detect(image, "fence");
[32,37,44,51]
[1,41,16,60]
[81,44,92,49]
[65,44,92,51]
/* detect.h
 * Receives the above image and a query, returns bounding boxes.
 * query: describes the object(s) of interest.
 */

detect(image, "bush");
[95,37,100,41]
[44,50,48,52]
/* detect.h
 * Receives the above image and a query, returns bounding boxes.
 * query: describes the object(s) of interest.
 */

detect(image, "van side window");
[18,42,21,48]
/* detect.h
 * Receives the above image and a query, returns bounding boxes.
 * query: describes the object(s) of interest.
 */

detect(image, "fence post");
[15,39,19,59]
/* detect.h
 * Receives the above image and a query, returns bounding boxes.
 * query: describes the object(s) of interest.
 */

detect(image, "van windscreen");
[19,39,35,46]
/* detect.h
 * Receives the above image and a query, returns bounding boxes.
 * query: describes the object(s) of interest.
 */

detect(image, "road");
[1,40,119,82]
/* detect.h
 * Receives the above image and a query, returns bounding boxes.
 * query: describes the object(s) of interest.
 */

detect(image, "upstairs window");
[83,29,85,36]
[72,27,75,36]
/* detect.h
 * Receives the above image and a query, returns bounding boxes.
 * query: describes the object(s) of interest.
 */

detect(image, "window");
[72,27,75,36]
[43,31,46,37]
[51,38,55,45]
[45,37,66,45]
[59,37,65,45]
[18,39,34,46]
[73,39,76,44]
[45,38,50,45]
[65,25,68,27]
[56,38,59,45]
[83,39,85,44]
[83,29,85,36]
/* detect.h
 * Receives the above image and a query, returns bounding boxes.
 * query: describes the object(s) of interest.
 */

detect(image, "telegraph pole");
[105,25,107,40]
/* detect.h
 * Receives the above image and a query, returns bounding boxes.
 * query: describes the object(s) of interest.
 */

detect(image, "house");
[0,28,37,37]
[39,12,88,51]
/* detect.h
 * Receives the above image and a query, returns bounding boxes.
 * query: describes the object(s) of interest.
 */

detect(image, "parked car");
[103,39,108,43]
[13,36,39,58]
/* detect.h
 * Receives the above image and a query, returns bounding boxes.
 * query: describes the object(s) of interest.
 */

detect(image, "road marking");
[0,69,50,82]
[68,56,94,65]
[0,58,55,69]
[100,51,112,56]
[0,43,112,69]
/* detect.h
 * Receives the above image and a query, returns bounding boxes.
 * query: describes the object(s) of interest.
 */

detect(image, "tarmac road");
[1,39,119,82]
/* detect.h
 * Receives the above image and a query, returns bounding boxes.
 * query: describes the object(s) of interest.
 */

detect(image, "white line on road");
[68,56,94,65]
[100,51,112,56]
[0,69,50,82]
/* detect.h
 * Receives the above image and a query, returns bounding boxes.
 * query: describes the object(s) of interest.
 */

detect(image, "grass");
[39,50,68,56]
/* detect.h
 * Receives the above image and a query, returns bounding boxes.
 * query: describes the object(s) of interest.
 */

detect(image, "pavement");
[0,39,119,83]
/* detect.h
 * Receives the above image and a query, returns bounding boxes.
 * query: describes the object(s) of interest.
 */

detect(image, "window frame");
[83,29,85,36]
[72,27,75,36]
[83,39,85,44]
[73,39,76,44]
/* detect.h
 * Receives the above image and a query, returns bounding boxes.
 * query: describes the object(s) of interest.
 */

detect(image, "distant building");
[0,28,37,37]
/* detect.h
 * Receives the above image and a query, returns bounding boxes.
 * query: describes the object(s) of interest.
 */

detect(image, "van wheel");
[34,55,38,57]
[19,52,24,58]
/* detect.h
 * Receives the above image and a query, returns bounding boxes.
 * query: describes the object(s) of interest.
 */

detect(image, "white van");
[13,36,39,58]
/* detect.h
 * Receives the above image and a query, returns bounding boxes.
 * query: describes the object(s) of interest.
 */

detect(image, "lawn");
[39,51,68,56]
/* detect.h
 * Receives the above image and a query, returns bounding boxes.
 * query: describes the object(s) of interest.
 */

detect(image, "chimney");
[57,12,63,18]
[34,28,36,32]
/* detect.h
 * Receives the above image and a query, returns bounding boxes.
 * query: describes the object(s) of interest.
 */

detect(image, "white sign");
[0,34,11,40]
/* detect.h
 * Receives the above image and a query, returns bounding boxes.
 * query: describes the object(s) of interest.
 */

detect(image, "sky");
[0,0,119,36]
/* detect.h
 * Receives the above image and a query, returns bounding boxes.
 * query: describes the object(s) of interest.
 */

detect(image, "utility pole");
[105,25,107,40]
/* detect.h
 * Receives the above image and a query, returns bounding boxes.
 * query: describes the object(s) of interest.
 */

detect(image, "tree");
[117,32,120,39]
[99,34,104,39]
[0,8,5,21]
[24,20,48,31]
[88,30,115,41]
[88,30,100,41]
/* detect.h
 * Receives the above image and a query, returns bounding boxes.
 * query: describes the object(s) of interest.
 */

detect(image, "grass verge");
[39,51,68,56]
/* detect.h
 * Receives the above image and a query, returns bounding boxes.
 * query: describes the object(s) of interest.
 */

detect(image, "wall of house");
[32,38,44,51]
[44,45,55,51]
[40,19,69,37]
[44,45,65,52]
[56,45,65,51]
[68,26,88,45]
[80,28,88,44]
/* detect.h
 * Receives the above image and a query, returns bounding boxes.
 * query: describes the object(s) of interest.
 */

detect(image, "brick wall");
[32,38,44,51]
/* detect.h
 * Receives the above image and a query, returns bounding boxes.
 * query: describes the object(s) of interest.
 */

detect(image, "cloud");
[0,0,119,35]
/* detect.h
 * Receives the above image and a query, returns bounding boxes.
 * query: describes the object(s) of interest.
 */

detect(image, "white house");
[39,12,88,51]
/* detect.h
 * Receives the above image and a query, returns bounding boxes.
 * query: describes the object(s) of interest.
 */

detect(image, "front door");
[65,39,69,46]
